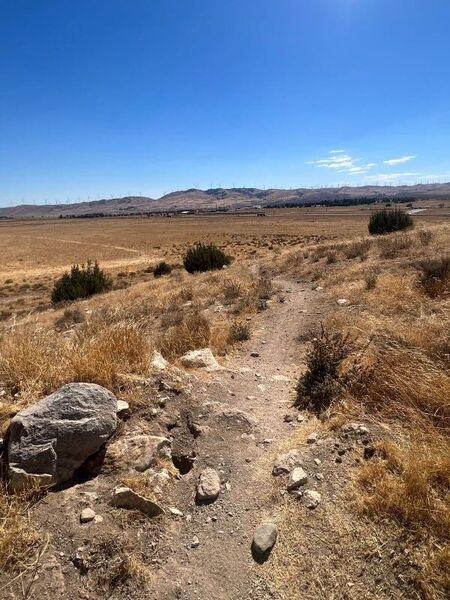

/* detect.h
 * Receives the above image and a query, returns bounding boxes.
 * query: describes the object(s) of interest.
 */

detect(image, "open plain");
[0,204,449,600]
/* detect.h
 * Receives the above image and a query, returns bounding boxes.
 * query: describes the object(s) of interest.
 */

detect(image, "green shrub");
[417,256,450,298]
[51,261,112,305]
[368,208,413,235]
[153,261,172,278]
[183,243,231,274]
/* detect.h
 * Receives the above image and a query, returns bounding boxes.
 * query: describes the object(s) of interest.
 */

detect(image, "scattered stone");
[283,414,295,423]
[250,352,260,358]
[336,298,349,306]
[169,507,183,517]
[180,348,220,370]
[297,414,305,423]
[342,422,370,436]
[80,508,96,524]
[151,351,168,371]
[273,449,302,475]
[116,400,130,419]
[315,473,323,481]
[252,523,278,555]
[306,432,318,444]
[111,486,164,517]
[314,458,321,466]
[197,468,221,501]
[190,536,200,549]
[301,489,321,509]
[287,467,308,490]
[7,383,117,490]
[314,286,323,291]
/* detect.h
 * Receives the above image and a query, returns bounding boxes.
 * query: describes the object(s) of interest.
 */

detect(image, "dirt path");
[154,278,319,599]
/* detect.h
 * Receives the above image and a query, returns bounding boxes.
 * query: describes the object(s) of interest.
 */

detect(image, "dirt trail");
[155,278,319,599]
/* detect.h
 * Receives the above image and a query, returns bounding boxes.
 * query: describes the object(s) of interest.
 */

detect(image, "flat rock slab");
[180,348,220,370]
[108,434,171,473]
[111,486,164,517]
[7,383,117,489]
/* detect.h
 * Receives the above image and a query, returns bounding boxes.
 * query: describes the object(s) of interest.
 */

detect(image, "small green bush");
[183,243,231,274]
[153,261,172,278]
[51,261,112,305]
[368,209,413,235]
[417,256,450,298]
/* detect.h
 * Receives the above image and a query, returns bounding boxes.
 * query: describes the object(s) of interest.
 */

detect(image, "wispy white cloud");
[383,155,416,165]
[307,151,376,174]
[366,172,419,182]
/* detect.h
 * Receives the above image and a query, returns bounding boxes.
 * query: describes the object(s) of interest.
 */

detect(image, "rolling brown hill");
[1,183,449,218]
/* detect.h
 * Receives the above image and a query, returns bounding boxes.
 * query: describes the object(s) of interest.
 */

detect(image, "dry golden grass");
[0,484,39,575]
[280,221,450,598]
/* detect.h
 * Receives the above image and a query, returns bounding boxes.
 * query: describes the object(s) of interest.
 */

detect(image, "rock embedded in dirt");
[273,449,303,475]
[306,432,319,444]
[197,467,221,501]
[151,351,168,371]
[284,414,295,423]
[116,400,130,419]
[336,298,349,306]
[111,486,164,517]
[108,434,171,473]
[7,382,117,490]
[180,348,220,370]
[252,523,278,555]
[301,489,321,509]
[80,508,96,523]
[287,467,308,490]
[250,352,260,358]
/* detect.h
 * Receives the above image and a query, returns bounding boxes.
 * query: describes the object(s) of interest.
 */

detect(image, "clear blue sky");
[1,0,450,206]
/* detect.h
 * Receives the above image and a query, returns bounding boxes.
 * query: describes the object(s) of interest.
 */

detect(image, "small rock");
[250,352,260,358]
[314,458,321,466]
[111,486,164,517]
[301,490,321,509]
[80,508,96,524]
[284,414,295,423]
[197,468,221,501]
[287,467,308,490]
[180,348,220,370]
[297,414,305,423]
[190,536,200,549]
[150,350,169,371]
[252,523,278,555]
[169,507,183,517]
[335,456,343,464]
[116,400,130,419]
[336,298,349,306]
[273,449,303,475]
[306,432,318,444]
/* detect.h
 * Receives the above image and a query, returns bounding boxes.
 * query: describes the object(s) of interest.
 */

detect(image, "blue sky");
[1,0,450,206]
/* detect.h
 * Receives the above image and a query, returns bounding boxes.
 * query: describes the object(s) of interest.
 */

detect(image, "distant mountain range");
[1,183,449,218]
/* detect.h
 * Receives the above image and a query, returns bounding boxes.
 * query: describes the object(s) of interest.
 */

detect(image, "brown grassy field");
[0,203,449,598]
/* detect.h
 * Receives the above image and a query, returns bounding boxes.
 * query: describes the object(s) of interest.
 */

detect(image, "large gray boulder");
[7,383,117,490]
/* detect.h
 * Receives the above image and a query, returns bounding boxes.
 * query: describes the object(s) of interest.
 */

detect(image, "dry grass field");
[0,203,449,599]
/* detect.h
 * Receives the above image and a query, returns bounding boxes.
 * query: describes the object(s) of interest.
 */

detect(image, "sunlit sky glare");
[1,0,450,205]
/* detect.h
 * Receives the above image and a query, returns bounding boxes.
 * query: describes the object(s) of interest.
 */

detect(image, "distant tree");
[368,208,413,235]
[51,261,112,304]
